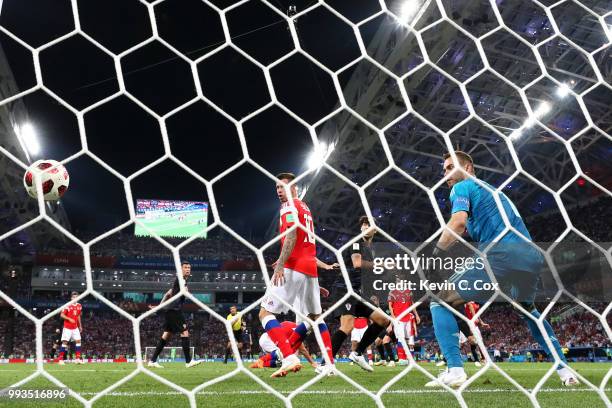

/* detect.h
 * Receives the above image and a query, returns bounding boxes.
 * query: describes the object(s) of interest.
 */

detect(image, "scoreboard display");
[135,199,208,238]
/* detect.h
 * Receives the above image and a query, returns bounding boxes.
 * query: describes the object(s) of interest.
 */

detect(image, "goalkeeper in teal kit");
[424,151,579,388]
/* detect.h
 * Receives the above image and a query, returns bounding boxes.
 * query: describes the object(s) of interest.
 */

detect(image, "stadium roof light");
[308,143,327,169]
[512,101,552,140]
[16,123,40,156]
[534,101,551,117]
[400,0,421,23]
[307,142,335,170]
[524,101,551,128]
[556,83,571,98]
[510,130,522,140]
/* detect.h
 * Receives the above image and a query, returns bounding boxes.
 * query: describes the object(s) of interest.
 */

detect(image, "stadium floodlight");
[512,101,552,139]
[307,142,334,170]
[509,130,522,140]
[399,0,425,25]
[16,122,40,156]
[556,83,571,98]
[534,101,551,117]
[525,101,551,128]
[524,117,536,128]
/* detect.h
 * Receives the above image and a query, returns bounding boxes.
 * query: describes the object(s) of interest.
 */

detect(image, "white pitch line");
[44,369,130,372]
[2,367,611,372]
[77,388,611,397]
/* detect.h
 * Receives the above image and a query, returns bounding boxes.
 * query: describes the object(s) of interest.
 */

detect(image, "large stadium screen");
[192,293,212,303]
[134,199,208,238]
[152,293,165,301]
[123,292,147,303]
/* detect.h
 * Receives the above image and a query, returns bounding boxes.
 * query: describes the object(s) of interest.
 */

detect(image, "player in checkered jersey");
[57,291,84,365]
[260,172,338,378]
[328,216,391,371]
[147,261,201,369]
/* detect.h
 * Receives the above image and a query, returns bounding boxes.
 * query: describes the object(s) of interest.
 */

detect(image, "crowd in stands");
[1,197,609,360]
[31,229,260,262]
[474,302,610,355]
[1,302,610,362]
[526,197,611,243]
[87,230,258,261]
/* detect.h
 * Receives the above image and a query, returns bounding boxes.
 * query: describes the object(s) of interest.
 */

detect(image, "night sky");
[1,0,609,247]
[0,0,382,242]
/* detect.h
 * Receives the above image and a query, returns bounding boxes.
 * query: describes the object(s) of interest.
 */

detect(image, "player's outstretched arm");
[414,309,421,325]
[272,229,297,285]
[316,258,339,271]
[352,253,374,271]
[298,344,316,367]
[437,211,468,250]
[148,289,173,309]
[160,288,173,303]
[351,253,362,269]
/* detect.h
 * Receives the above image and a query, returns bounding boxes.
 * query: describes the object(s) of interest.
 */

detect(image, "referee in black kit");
[147,260,201,369]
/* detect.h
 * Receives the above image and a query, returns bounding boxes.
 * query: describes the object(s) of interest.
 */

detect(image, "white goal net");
[0,0,610,407]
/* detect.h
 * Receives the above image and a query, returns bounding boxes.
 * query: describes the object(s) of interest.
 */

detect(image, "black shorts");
[378,327,397,342]
[164,310,187,334]
[457,318,473,338]
[337,300,372,319]
[232,330,243,342]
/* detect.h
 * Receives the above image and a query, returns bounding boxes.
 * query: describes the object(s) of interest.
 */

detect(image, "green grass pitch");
[134,211,207,238]
[0,362,609,407]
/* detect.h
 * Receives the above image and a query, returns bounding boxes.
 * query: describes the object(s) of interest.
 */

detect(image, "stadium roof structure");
[0,43,71,255]
[294,1,611,247]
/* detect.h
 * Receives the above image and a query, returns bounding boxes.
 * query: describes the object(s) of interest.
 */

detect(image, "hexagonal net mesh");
[0,0,610,407]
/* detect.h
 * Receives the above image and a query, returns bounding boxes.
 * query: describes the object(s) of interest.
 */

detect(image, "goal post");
[144,347,195,363]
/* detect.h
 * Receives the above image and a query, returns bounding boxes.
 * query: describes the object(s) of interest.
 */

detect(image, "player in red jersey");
[459,301,489,367]
[250,321,317,369]
[351,317,368,349]
[388,286,420,366]
[57,292,84,365]
[260,172,338,378]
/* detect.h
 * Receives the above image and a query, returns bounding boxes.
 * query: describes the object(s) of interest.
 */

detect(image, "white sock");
[449,367,466,376]
[557,367,572,379]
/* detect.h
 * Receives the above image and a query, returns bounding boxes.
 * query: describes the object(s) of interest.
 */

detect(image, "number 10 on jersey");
[303,214,315,244]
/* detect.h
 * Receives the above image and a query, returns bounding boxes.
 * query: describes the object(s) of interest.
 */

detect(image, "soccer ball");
[23,160,70,201]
